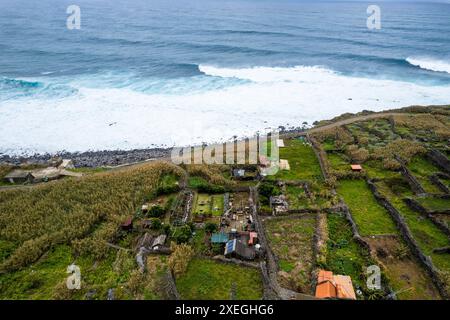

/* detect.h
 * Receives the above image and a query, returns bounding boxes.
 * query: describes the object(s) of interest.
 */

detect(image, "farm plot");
[193,194,224,217]
[364,236,441,300]
[337,180,398,236]
[415,197,449,213]
[408,156,442,194]
[270,138,322,182]
[325,213,376,298]
[176,258,263,300]
[375,181,450,273]
[264,214,316,293]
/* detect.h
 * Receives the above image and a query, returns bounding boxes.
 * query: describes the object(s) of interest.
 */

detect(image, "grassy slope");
[176,258,263,300]
[375,181,450,272]
[408,156,442,194]
[337,180,398,236]
[0,244,147,300]
[327,152,349,172]
[271,139,322,181]
[0,162,183,299]
[325,213,372,294]
[265,215,316,277]
[417,197,450,212]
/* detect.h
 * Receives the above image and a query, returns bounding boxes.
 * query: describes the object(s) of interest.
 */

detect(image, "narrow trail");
[291,112,400,137]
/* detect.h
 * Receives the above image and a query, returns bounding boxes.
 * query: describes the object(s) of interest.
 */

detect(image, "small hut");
[4,170,33,184]
[120,217,133,231]
[152,234,167,249]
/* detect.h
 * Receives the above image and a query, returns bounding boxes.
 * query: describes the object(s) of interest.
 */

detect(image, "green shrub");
[172,225,193,244]
[150,218,162,230]
[148,205,165,218]
[205,222,218,234]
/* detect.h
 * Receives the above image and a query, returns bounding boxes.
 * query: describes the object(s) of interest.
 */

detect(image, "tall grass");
[0,161,184,271]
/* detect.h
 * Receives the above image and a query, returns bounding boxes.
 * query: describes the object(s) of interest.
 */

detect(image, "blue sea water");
[0,0,450,154]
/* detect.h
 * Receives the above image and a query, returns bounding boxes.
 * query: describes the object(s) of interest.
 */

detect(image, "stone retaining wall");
[367,180,448,299]
[231,185,252,192]
[430,174,450,194]
[338,206,373,253]
[427,149,450,174]
[164,270,180,300]
[400,164,426,195]
[404,198,450,236]
[307,133,330,180]
[313,212,328,267]
[212,256,259,269]
[250,186,282,298]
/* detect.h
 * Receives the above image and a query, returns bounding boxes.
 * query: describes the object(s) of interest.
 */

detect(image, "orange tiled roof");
[317,270,333,283]
[315,281,337,299]
[334,275,357,300]
[351,164,362,170]
[315,270,356,300]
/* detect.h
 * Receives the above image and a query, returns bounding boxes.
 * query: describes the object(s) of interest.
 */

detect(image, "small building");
[31,167,65,182]
[48,157,63,167]
[276,139,285,148]
[351,164,362,172]
[152,234,167,249]
[120,216,133,231]
[224,239,256,260]
[248,232,258,246]
[3,170,33,184]
[3,166,81,184]
[232,169,245,178]
[142,204,149,213]
[211,233,229,244]
[58,159,75,169]
[315,270,356,300]
[279,159,290,171]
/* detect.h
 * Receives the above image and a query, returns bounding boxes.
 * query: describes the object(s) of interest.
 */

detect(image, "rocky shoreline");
[0,127,309,168]
[0,147,172,168]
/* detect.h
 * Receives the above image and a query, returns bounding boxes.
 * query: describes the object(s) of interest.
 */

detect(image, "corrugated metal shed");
[211,233,229,244]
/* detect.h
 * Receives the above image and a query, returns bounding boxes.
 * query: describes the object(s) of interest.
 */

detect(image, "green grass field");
[337,180,398,236]
[285,185,309,209]
[188,176,208,189]
[408,156,442,194]
[416,197,449,212]
[325,213,373,294]
[364,160,398,180]
[176,258,263,300]
[271,139,322,181]
[193,194,224,216]
[327,152,349,172]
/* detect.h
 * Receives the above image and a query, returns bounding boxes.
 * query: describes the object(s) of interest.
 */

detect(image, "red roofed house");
[351,164,362,172]
[248,232,258,246]
[120,216,133,231]
[315,270,356,300]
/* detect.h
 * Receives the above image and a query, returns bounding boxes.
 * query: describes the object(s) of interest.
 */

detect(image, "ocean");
[1,0,450,155]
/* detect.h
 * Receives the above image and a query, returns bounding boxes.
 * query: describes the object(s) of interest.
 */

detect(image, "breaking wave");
[406,57,450,74]
[2,65,450,155]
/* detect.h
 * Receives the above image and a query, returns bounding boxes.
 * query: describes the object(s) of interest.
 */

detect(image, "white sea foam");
[406,57,450,74]
[1,65,450,155]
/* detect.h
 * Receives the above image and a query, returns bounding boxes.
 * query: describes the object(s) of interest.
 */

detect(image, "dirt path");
[298,112,400,136]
